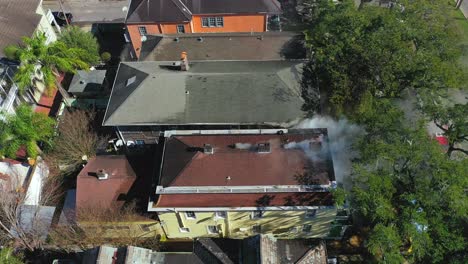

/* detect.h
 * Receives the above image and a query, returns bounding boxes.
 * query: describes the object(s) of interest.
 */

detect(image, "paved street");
[42,0,128,23]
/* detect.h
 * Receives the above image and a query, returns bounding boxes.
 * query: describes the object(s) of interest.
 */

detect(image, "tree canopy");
[0,248,23,264]
[4,33,90,94]
[0,104,56,158]
[59,26,101,65]
[301,0,463,116]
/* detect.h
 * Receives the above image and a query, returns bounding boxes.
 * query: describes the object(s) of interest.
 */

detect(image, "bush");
[3,45,19,60]
[101,52,111,63]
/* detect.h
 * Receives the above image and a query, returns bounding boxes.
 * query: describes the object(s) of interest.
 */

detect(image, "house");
[75,155,160,239]
[0,0,61,115]
[150,129,338,239]
[103,59,305,144]
[125,0,282,58]
[67,69,110,109]
[0,0,59,58]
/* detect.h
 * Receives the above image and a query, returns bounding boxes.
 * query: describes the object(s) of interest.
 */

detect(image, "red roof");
[160,132,333,187]
[155,192,334,208]
[34,88,58,116]
[76,155,136,210]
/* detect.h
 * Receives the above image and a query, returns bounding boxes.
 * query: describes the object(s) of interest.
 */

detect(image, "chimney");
[181,51,189,71]
[96,169,109,180]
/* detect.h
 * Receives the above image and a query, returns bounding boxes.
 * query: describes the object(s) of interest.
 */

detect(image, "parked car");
[52,11,73,26]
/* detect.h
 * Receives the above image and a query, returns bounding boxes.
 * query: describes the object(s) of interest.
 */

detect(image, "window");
[135,139,145,145]
[252,225,261,234]
[126,76,136,86]
[215,17,224,27]
[185,211,196,219]
[138,26,147,36]
[202,17,224,27]
[208,17,216,27]
[179,227,190,233]
[177,24,185,33]
[302,224,312,233]
[215,211,227,219]
[202,17,209,27]
[251,210,264,219]
[207,225,219,234]
[305,209,317,219]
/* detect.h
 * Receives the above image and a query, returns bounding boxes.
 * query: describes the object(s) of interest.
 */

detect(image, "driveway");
[42,0,129,23]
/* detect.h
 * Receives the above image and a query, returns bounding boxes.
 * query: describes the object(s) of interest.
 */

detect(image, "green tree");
[0,104,56,158]
[367,224,405,264]
[301,0,462,116]
[59,26,101,65]
[422,101,467,157]
[4,33,89,94]
[0,248,23,264]
[351,119,467,263]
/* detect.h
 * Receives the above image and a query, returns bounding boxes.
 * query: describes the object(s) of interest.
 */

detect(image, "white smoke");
[234,143,252,149]
[294,116,362,189]
[283,138,326,162]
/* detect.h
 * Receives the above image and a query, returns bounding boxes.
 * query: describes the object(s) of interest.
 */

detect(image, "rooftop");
[76,155,137,209]
[139,32,306,61]
[0,0,41,57]
[126,0,281,24]
[155,192,334,208]
[103,60,304,126]
[159,130,334,187]
[68,70,107,94]
[153,130,335,209]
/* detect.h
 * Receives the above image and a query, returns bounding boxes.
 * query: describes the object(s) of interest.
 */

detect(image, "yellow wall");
[158,209,337,239]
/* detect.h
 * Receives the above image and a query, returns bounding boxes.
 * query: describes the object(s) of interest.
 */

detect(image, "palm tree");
[4,33,90,100]
[0,104,56,159]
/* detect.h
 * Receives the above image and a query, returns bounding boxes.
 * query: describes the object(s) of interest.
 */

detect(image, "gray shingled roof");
[68,70,107,94]
[103,60,305,126]
[126,0,281,23]
[0,0,41,57]
[140,32,306,61]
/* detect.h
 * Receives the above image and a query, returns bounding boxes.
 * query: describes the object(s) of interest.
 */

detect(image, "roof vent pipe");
[96,169,109,180]
[181,51,189,71]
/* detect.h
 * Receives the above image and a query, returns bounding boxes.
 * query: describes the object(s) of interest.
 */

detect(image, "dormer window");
[204,144,213,154]
[126,76,136,86]
[257,143,270,153]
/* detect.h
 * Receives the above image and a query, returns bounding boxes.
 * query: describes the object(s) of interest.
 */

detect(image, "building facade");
[149,129,338,239]
[125,0,282,57]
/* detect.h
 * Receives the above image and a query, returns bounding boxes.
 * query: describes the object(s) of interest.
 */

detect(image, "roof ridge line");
[170,0,193,20]
[164,137,201,187]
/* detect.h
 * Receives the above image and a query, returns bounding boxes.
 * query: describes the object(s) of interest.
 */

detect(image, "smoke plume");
[294,116,362,189]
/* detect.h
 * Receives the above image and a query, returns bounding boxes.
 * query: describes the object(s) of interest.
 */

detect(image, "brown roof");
[76,155,137,209]
[140,32,306,61]
[127,0,281,24]
[0,0,41,57]
[159,130,333,187]
[155,192,334,207]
